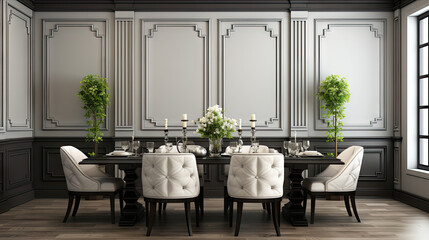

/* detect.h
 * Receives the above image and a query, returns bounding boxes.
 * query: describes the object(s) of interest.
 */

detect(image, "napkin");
[109,150,132,156]
[297,151,323,157]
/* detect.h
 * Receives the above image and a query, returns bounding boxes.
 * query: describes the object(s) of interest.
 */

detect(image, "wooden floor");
[0,197,428,239]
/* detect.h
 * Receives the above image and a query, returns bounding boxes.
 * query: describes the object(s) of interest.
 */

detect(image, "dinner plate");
[297,151,323,157]
[106,151,133,157]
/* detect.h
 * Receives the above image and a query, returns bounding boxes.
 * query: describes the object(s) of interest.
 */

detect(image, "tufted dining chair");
[142,153,200,236]
[155,145,205,215]
[223,145,276,214]
[60,146,124,224]
[227,153,284,236]
[302,146,364,224]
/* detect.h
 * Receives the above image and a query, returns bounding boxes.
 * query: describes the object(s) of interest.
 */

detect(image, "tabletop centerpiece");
[196,105,237,157]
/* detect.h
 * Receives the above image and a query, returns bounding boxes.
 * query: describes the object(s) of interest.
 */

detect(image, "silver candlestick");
[164,129,169,145]
[181,120,189,152]
[250,119,257,145]
[237,129,243,153]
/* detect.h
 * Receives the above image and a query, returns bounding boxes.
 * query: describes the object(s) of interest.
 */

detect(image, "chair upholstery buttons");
[152,186,155,189]
[183,186,185,189]
[241,186,244,189]
[255,176,258,179]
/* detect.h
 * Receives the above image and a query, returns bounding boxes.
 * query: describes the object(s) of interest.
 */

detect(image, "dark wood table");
[81,154,342,227]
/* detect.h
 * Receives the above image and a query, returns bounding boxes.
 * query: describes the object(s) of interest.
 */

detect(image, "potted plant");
[316,74,351,157]
[77,74,110,157]
[196,105,237,157]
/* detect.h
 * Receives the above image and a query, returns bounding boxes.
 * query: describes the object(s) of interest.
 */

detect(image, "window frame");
[418,11,429,171]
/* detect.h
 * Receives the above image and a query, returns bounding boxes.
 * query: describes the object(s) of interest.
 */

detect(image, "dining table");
[80,153,343,227]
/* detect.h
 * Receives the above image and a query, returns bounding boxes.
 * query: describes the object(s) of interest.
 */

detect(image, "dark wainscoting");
[0,138,34,213]
[393,190,429,213]
[29,136,394,198]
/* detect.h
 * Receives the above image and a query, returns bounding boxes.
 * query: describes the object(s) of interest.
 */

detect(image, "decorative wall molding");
[142,20,210,130]
[6,148,32,190]
[115,16,134,131]
[219,19,284,130]
[291,14,308,132]
[42,19,109,130]
[0,2,4,133]
[6,5,32,131]
[315,19,387,131]
[393,10,401,135]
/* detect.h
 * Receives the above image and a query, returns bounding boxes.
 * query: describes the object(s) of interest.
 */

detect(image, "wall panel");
[6,4,32,131]
[42,19,108,130]
[219,19,284,130]
[141,19,210,130]
[314,19,387,131]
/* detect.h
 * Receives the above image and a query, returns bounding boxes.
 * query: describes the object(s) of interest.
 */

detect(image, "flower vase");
[209,138,223,157]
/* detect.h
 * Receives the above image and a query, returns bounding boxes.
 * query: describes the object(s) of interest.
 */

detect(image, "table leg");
[282,167,308,226]
[119,167,144,226]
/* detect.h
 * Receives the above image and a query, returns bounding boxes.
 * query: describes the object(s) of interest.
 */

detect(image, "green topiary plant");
[316,74,351,157]
[77,74,110,157]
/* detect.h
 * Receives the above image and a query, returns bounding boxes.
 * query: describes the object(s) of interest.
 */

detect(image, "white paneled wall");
[0,10,395,139]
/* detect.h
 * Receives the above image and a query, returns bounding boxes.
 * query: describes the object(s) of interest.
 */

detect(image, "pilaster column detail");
[115,11,134,132]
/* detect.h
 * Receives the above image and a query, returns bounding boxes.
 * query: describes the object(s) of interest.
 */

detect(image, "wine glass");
[121,141,130,152]
[283,141,290,156]
[251,141,260,153]
[303,140,310,151]
[165,142,173,153]
[132,140,140,155]
[230,142,238,153]
[146,142,155,153]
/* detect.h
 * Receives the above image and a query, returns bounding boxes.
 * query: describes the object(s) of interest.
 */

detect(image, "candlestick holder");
[164,129,169,145]
[250,119,257,145]
[237,129,243,153]
[181,120,189,152]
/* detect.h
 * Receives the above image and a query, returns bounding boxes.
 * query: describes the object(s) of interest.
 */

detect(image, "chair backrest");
[318,146,364,192]
[142,153,200,199]
[60,146,106,192]
[227,153,284,199]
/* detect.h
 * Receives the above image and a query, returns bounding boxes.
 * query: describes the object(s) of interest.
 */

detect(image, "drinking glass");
[251,141,260,153]
[283,141,290,156]
[165,142,173,153]
[303,140,310,151]
[132,140,140,155]
[121,141,130,152]
[146,142,155,153]
[230,142,238,153]
[288,142,301,156]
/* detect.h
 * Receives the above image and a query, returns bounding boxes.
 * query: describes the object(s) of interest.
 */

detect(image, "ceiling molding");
[17,0,417,12]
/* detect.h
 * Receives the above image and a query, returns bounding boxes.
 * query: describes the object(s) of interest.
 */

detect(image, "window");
[418,11,429,171]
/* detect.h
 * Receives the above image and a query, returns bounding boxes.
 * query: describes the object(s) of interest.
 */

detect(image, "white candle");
[182,114,187,120]
[164,118,168,129]
[250,114,256,120]
[238,119,242,130]
[250,114,256,128]
[182,121,187,128]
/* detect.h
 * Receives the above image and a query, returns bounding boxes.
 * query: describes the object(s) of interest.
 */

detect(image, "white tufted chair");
[155,145,205,215]
[142,153,200,236]
[60,146,124,224]
[227,153,284,236]
[223,145,276,214]
[302,146,364,224]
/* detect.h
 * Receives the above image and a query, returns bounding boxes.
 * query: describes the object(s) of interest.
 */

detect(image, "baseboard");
[0,190,35,214]
[393,190,429,213]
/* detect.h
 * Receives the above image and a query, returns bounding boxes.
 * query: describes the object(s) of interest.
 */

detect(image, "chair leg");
[119,189,124,216]
[262,203,266,209]
[71,194,81,216]
[163,203,167,210]
[158,203,162,215]
[234,202,243,236]
[224,186,229,215]
[110,194,115,224]
[303,190,308,214]
[145,201,148,227]
[229,200,234,227]
[344,195,352,216]
[146,202,157,236]
[200,186,204,215]
[184,201,193,236]
[194,200,200,227]
[271,201,281,236]
[266,202,271,215]
[350,193,361,222]
[310,195,316,224]
[63,193,74,223]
